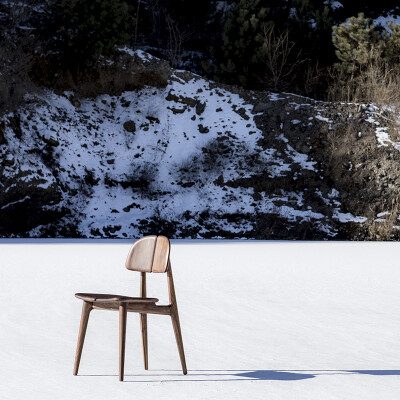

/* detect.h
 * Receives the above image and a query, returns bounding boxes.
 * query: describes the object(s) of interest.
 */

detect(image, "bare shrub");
[138,0,187,68]
[327,66,357,103]
[133,0,142,48]
[301,61,326,98]
[165,14,184,68]
[260,25,303,91]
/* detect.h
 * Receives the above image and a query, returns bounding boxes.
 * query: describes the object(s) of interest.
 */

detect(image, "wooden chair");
[73,235,187,381]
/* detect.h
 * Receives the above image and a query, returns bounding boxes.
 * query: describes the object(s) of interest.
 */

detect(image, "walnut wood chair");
[73,235,187,381]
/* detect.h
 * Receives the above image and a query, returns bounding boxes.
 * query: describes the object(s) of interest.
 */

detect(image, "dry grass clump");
[327,61,400,110]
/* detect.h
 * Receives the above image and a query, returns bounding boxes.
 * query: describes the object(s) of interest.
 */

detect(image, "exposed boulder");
[123,120,136,133]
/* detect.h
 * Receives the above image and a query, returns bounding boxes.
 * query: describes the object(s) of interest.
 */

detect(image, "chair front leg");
[119,303,128,381]
[73,301,93,375]
[171,307,187,375]
[167,266,187,375]
[140,313,148,370]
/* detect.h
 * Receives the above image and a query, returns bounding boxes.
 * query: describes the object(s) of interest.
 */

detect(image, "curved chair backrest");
[125,235,170,273]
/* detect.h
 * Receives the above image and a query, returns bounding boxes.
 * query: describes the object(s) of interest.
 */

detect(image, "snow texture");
[365,106,400,150]
[324,1,343,10]
[374,14,400,32]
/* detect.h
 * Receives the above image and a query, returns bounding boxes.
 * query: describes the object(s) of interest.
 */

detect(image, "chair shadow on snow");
[234,370,315,380]
[79,369,400,382]
[348,370,400,376]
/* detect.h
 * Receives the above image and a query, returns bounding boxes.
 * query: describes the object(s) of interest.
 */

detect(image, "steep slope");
[1,51,400,239]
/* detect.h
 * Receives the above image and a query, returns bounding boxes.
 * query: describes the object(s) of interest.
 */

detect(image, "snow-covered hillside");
[1,51,400,239]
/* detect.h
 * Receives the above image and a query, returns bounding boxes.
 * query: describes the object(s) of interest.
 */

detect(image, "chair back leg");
[73,301,92,375]
[119,303,128,381]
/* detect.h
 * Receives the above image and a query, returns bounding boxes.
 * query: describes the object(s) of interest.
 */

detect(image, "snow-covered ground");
[1,241,400,399]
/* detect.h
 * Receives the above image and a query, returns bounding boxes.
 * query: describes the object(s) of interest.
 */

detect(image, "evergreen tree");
[332,13,384,73]
[217,0,335,90]
[41,0,132,70]
[218,0,271,87]
[383,22,400,64]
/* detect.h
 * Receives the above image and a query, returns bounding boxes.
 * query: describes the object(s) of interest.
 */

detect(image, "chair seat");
[75,293,159,303]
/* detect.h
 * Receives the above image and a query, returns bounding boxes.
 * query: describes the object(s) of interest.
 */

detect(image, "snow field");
[1,241,400,399]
